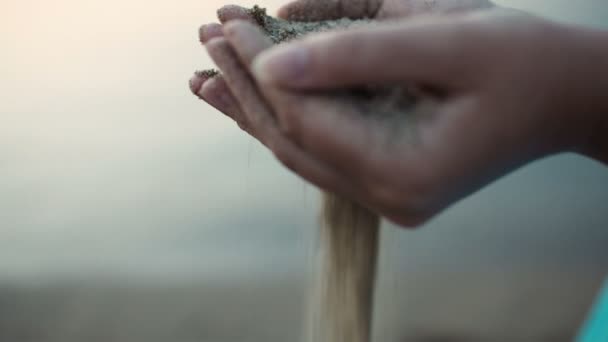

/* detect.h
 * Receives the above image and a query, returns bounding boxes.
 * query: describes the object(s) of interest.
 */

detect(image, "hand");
[196,7,608,227]
[190,0,495,134]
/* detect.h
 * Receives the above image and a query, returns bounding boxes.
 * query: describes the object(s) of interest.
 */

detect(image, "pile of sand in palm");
[201,5,418,120]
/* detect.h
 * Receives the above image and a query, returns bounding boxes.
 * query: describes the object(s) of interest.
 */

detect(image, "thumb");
[252,16,481,90]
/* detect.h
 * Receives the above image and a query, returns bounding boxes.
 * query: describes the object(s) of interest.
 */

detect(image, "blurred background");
[1,0,607,341]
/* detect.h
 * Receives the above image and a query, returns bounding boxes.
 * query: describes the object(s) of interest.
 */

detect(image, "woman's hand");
[191,5,608,227]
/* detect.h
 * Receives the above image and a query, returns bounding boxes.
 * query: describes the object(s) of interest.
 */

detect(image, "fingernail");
[253,45,309,86]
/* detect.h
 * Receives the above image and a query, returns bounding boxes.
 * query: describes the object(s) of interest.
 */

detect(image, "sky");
[0,0,607,284]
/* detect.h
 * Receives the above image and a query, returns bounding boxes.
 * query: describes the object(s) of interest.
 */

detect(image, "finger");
[223,21,302,133]
[199,76,241,121]
[205,37,355,197]
[277,0,381,21]
[197,25,250,130]
[206,37,274,141]
[189,71,250,132]
[223,21,274,67]
[217,5,256,24]
[199,23,224,44]
[188,69,218,99]
[202,77,254,133]
[253,17,481,90]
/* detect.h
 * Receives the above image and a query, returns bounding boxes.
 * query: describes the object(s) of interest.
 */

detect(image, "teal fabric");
[577,278,608,342]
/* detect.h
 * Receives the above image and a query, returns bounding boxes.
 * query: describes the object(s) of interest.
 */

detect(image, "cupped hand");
[195,7,607,227]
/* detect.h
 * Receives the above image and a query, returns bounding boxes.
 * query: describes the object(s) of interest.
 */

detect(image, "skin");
[191,0,494,135]
[190,0,608,227]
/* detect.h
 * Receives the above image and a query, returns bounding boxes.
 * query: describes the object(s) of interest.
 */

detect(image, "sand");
[307,193,379,342]
[249,5,370,43]
[194,69,219,80]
